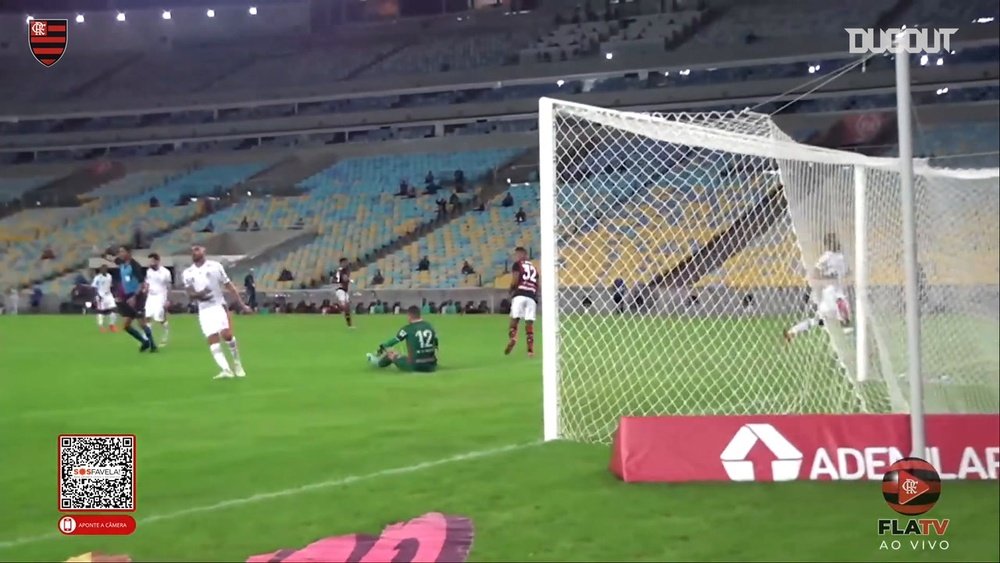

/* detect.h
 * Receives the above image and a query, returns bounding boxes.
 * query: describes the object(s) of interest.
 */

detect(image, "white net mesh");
[541,99,1000,443]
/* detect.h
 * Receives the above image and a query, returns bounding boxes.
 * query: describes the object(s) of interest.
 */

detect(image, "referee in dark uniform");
[244,268,257,311]
[115,246,157,352]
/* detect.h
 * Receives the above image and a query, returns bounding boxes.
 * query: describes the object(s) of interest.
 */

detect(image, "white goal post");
[539,97,1000,444]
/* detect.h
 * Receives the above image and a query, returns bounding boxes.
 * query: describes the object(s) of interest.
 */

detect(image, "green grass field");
[0,314,997,562]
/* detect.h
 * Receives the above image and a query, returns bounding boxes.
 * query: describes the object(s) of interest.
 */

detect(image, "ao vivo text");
[878,520,951,552]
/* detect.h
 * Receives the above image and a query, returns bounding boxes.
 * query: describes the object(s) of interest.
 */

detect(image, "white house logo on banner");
[720,424,804,481]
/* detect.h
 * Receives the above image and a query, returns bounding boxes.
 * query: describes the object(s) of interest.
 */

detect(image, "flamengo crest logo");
[720,423,804,481]
[28,18,68,67]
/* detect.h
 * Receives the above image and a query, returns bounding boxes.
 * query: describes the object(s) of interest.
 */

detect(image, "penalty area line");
[0,441,540,551]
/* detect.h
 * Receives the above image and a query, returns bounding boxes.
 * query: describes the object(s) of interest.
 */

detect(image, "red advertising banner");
[610,414,999,483]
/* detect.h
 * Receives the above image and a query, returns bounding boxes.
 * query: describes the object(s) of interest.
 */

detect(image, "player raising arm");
[506,246,539,357]
[785,233,852,343]
[182,245,251,379]
[366,306,439,373]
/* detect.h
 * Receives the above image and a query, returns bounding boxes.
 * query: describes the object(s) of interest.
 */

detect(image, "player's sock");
[837,299,852,325]
[110,311,118,325]
[789,318,819,336]
[124,326,145,343]
[143,325,156,349]
[209,343,231,372]
[226,337,242,365]
[526,323,535,354]
[344,311,352,327]
[97,314,104,327]
[505,322,519,355]
[161,321,170,343]
[378,356,392,368]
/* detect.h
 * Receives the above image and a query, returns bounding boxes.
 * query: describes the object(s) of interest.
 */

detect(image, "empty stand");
[206,44,393,92]
[28,164,266,296]
[212,148,524,289]
[0,174,58,203]
[359,31,538,77]
[355,183,539,289]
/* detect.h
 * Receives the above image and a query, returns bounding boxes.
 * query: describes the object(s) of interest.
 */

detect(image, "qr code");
[58,434,136,512]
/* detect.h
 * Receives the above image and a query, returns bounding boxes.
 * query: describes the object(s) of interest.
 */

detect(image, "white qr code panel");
[58,434,136,512]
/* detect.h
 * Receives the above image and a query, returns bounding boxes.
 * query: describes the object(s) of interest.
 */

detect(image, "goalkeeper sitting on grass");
[367,306,439,372]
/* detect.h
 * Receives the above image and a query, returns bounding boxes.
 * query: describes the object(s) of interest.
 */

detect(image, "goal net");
[539,98,1000,443]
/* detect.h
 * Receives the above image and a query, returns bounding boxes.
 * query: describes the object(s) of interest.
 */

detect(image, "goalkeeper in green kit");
[366,306,439,372]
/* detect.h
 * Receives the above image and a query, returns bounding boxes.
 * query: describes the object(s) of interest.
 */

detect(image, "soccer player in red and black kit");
[506,246,539,357]
[334,258,354,328]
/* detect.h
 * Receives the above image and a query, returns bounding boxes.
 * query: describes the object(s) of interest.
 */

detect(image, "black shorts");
[117,293,146,319]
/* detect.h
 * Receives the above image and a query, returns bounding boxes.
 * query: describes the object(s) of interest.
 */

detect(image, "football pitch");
[0,314,996,562]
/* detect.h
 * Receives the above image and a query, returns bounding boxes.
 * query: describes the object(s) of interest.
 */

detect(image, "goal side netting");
[539,98,1000,443]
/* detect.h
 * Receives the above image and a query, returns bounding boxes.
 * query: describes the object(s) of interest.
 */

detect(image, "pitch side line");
[0,441,540,551]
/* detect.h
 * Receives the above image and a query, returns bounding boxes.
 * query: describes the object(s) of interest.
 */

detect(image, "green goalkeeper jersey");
[382,319,439,365]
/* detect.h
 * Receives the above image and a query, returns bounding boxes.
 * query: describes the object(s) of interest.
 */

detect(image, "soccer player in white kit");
[144,253,172,346]
[91,265,118,332]
[786,233,852,342]
[182,245,251,379]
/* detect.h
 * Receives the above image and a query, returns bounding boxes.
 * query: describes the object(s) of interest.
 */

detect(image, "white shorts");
[335,289,349,306]
[145,295,167,322]
[197,304,231,338]
[96,294,116,312]
[817,286,849,322]
[510,295,537,322]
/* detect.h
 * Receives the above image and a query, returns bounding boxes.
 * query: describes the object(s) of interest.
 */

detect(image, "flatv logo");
[247,512,474,563]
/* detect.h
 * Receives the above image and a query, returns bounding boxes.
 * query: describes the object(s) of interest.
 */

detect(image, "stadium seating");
[895,0,999,26]
[353,183,539,290]
[599,11,703,57]
[678,0,896,50]
[556,135,782,288]
[359,30,538,77]
[226,148,524,289]
[0,3,996,305]
[3,53,133,105]
[31,164,266,296]
[915,122,1000,168]
[206,45,394,92]
[0,207,84,244]
[694,225,802,289]
[696,120,1000,289]
[0,174,58,203]
[84,170,177,199]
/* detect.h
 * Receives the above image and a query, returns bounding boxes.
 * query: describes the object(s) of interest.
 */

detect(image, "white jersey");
[181,260,231,311]
[92,273,113,296]
[815,251,847,293]
[146,267,172,298]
